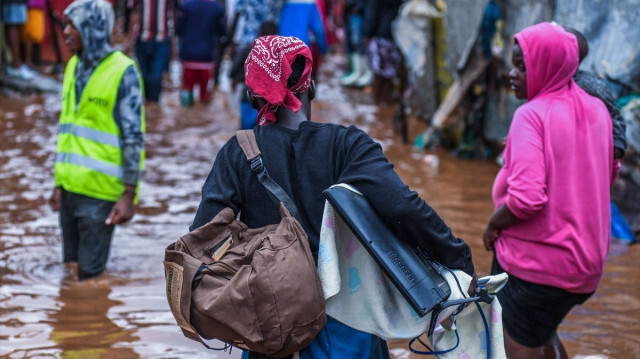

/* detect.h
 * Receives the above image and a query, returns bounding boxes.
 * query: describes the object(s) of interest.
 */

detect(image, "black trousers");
[59,189,115,279]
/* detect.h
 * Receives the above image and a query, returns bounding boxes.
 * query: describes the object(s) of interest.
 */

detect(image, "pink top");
[493,22,619,293]
[28,0,46,9]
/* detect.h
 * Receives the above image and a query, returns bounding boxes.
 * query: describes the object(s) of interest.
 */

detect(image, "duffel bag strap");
[164,252,232,352]
[236,129,301,221]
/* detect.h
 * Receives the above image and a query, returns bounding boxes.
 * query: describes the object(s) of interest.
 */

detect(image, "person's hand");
[49,187,61,211]
[483,225,500,251]
[467,270,478,297]
[614,148,623,160]
[106,191,135,225]
[227,43,237,61]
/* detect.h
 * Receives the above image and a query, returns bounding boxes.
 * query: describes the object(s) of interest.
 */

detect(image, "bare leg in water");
[543,332,569,359]
[64,262,78,280]
[504,328,543,359]
[7,25,23,69]
[504,329,569,359]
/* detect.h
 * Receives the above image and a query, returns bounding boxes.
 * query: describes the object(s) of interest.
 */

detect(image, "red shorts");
[182,61,212,102]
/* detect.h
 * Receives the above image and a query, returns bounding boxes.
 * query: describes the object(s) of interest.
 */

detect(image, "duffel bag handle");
[164,246,231,351]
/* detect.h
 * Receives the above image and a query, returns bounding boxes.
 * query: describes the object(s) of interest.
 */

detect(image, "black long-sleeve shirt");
[191,121,475,276]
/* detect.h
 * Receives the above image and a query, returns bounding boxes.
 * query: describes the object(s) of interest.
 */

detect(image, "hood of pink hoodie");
[514,22,578,101]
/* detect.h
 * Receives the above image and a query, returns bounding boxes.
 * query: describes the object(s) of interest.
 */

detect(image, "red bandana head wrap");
[244,35,313,126]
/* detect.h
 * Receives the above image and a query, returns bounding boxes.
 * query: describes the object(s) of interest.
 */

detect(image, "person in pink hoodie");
[482,22,619,359]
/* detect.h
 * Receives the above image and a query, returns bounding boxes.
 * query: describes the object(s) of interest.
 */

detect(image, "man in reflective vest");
[49,0,145,280]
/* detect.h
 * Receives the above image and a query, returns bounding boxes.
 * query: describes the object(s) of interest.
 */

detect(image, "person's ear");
[248,90,260,110]
[308,80,316,101]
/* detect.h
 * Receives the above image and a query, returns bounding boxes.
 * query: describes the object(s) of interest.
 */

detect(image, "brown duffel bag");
[164,130,326,357]
[164,204,326,357]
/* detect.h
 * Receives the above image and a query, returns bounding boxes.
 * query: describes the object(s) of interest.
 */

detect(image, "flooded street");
[1,57,639,359]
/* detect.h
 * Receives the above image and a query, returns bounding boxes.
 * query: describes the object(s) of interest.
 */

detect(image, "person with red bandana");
[483,22,620,359]
[190,35,477,358]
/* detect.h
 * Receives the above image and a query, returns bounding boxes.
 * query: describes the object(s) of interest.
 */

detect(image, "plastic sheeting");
[495,0,555,58]
[450,0,639,142]
[555,0,640,96]
[443,0,489,72]
[622,97,640,154]
[612,96,640,238]
[445,0,555,74]
[392,0,440,121]
[404,0,639,141]
[487,0,639,94]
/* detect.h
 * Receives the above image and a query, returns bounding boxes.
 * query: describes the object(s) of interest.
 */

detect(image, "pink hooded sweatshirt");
[492,22,619,293]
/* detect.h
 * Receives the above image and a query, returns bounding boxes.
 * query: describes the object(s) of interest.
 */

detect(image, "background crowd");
[0,0,407,119]
[2,1,638,249]
[2,0,638,261]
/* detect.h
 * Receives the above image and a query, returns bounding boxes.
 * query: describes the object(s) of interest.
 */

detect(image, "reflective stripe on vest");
[59,123,121,147]
[55,153,124,179]
[55,51,143,202]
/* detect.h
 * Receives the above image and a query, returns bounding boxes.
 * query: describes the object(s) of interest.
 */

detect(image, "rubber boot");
[339,53,362,86]
[355,55,373,87]
[180,90,194,107]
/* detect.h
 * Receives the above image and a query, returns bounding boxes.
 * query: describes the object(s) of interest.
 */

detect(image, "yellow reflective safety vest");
[55,51,145,203]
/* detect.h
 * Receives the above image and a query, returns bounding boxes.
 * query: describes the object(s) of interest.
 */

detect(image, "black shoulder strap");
[236,130,301,221]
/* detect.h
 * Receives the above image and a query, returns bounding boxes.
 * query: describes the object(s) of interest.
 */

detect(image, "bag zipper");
[205,232,233,256]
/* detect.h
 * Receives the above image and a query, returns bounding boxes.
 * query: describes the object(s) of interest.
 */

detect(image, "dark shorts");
[2,3,28,24]
[491,258,593,347]
[59,189,115,279]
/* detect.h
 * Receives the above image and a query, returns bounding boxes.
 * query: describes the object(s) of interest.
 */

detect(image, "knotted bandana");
[244,35,313,126]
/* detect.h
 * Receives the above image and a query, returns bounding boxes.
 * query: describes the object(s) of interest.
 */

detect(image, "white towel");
[428,272,508,358]
[317,184,507,358]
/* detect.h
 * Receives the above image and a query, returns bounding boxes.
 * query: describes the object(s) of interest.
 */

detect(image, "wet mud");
[1,57,638,358]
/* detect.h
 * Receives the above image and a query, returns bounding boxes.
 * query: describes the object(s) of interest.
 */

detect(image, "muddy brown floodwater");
[1,56,639,359]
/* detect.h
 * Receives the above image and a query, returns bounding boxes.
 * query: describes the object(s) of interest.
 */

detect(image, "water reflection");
[50,278,138,359]
[0,271,58,358]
